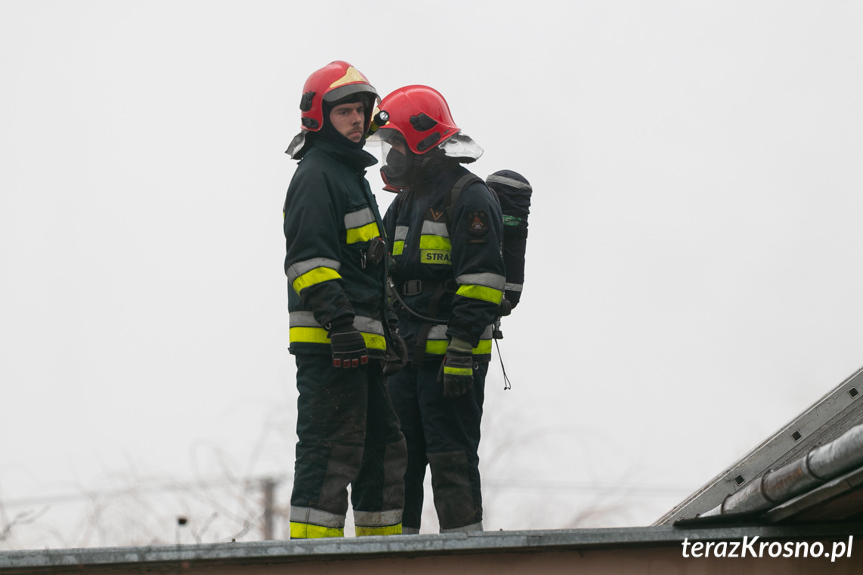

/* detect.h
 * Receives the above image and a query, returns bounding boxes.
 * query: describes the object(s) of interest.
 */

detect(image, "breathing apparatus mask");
[372,127,446,193]
[379,132,411,191]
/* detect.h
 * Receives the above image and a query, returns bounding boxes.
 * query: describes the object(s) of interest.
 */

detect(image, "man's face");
[329,101,365,142]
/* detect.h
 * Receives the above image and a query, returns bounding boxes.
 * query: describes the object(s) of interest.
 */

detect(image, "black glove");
[437,338,474,397]
[329,321,369,369]
[382,327,408,377]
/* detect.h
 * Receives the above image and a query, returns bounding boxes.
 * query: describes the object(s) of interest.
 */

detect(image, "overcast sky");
[2,0,863,548]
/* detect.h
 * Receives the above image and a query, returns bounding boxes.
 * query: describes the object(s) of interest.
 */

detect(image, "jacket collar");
[311,137,378,173]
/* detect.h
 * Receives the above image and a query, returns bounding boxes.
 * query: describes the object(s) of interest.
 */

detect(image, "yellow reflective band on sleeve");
[290,522,345,539]
[362,333,387,351]
[393,240,404,256]
[473,339,492,355]
[292,267,342,294]
[444,366,472,376]
[290,326,330,344]
[346,222,380,244]
[355,524,402,536]
[456,284,503,305]
[290,327,385,350]
[426,339,492,355]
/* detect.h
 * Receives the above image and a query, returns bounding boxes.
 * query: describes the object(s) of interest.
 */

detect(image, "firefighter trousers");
[290,355,407,537]
[386,358,487,533]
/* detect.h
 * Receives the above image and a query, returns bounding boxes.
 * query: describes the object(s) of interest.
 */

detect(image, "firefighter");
[374,85,506,533]
[282,61,408,538]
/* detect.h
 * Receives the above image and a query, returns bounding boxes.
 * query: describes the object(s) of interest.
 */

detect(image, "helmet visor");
[371,129,409,166]
[373,129,412,189]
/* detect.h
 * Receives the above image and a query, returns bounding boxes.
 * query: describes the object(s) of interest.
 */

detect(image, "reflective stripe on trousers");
[290,356,406,538]
[289,506,345,538]
[289,508,403,537]
[386,360,486,532]
[354,509,403,536]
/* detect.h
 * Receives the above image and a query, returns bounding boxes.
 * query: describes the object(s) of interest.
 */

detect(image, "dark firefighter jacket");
[283,139,392,359]
[383,163,506,362]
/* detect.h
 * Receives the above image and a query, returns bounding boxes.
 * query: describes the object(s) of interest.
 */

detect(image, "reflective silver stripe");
[428,324,492,341]
[354,316,384,336]
[428,325,448,341]
[455,272,506,290]
[394,226,409,241]
[353,509,403,527]
[440,520,483,533]
[290,312,383,335]
[287,257,341,284]
[401,526,420,534]
[290,311,321,327]
[486,174,532,191]
[344,207,375,229]
[290,506,345,528]
[425,324,492,355]
[421,220,449,237]
[505,282,523,292]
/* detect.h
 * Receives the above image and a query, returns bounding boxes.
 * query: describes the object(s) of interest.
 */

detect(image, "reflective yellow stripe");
[355,524,402,536]
[346,222,380,244]
[290,327,386,350]
[426,339,492,355]
[419,235,451,264]
[456,284,503,304]
[426,340,448,355]
[393,240,404,256]
[419,235,451,250]
[444,366,472,376]
[290,522,344,538]
[456,272,506,291]
[292,267,342,294]
[473,339,492,355]
[362,333,387,351]
[290,326,330,344]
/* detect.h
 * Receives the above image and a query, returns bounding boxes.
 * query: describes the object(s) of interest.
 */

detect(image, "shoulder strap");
[444,173,485,226]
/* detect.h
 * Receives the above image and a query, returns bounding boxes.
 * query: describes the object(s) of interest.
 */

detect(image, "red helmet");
[286,61,378,158]
[299,61,378,132]
[375,85,460,154]
[371,85,483,192]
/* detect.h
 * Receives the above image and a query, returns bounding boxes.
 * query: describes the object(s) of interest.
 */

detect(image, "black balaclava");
[319,93,373,151]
